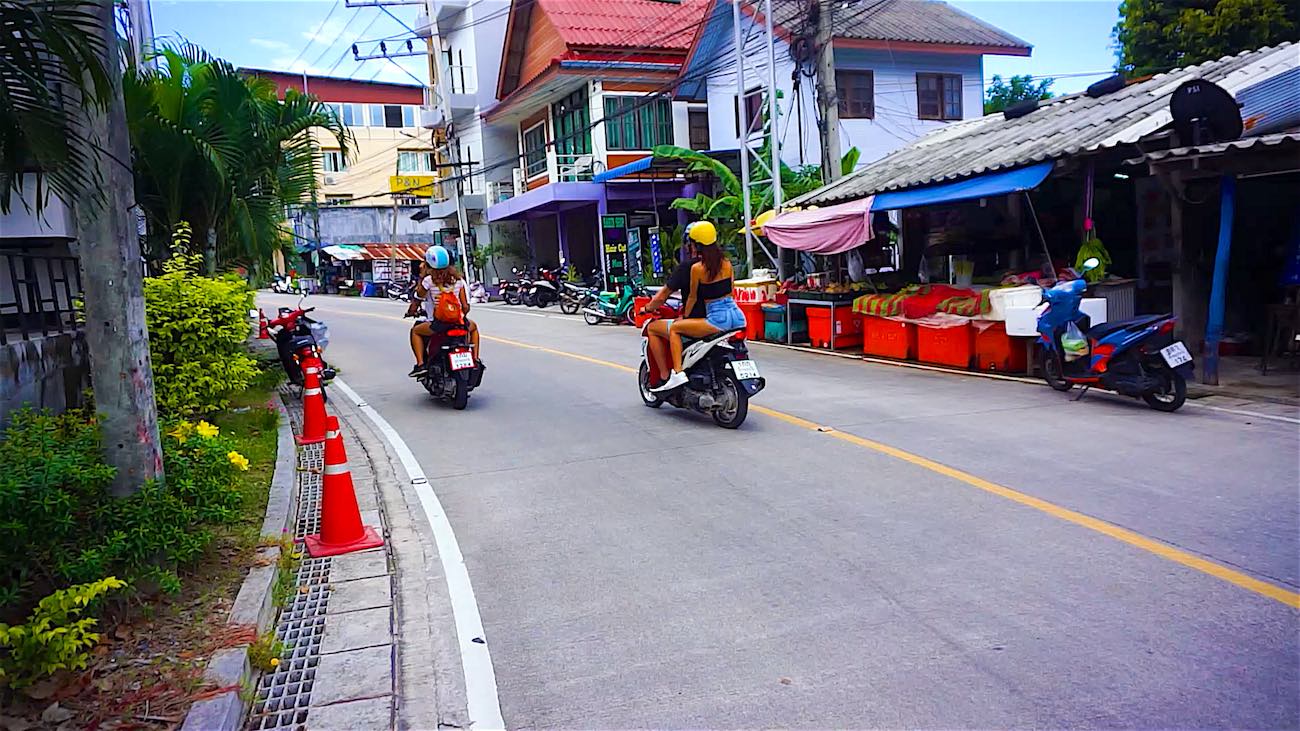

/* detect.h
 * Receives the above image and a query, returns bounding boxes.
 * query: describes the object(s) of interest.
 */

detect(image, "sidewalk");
[243,387,458,731]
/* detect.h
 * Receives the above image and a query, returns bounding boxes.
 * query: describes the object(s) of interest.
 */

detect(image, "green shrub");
[0,577,126,689]
[0,410,245,616]
[144,253,258,416]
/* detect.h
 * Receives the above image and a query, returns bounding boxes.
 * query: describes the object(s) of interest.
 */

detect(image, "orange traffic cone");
[297,355,328,446]
[304,416,384,558]
[257,308,271,339]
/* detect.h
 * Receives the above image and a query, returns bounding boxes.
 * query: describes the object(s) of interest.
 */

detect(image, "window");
[403,105,417,127]
[553,86,592,157]
[383,104,404,128]
[734,87,764,136]
[368,104,384,127]
[523,122,547,177]
[341,103,366,126]
[398,151,435,173]
[604,97,673,151]
[321,149,347,173]
[688,108,710,150]
[324,195,352,206]
[917,73,962,120]
[836,70,874,119]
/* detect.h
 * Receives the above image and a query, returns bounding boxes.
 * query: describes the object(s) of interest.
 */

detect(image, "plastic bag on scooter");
[1061,321,1088,361]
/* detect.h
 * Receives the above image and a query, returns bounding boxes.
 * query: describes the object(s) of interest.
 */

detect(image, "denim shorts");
[706,297,747,331]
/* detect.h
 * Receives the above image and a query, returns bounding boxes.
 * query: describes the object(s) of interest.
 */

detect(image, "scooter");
[1037,258,1193,412]
[406,312,485,410]
[500,268,528,306]
[637,314,765,428]
[527,267,560,308]
[583,281,643,326]
[267,297,336,391]
[271,274,303,295]
[386,280,414,301]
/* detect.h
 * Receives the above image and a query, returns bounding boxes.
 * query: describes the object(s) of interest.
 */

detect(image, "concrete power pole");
[80,0,164,495]
[811,0,842,183]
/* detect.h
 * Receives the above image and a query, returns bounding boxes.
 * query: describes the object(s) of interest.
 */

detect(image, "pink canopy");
[762,196,874,254]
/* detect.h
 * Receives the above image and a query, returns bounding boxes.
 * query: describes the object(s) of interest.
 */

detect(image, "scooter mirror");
[1082,257,1101,272]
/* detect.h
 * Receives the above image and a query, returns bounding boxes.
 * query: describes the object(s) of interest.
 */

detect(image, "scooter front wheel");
[1040,350,1073,392]
[583,309,602,326]
[560,297,580,315]
[638,361,664,408]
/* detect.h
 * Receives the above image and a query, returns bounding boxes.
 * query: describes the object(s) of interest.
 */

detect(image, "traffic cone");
[304,416,384,558]
[257,308,271,339]
[296,355,327,446]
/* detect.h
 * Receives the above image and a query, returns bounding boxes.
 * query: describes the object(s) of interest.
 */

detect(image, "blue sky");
[151,0,1121,93]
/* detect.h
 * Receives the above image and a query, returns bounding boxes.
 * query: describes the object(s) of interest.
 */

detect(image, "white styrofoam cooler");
[1004,298,1108,337]
[986,285,1043,321]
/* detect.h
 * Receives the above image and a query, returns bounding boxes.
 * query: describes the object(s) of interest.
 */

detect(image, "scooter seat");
[680,328,743,345]
[1087,314,1167,340]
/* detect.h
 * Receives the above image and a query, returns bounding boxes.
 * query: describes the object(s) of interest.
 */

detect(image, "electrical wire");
[286,0,342,71]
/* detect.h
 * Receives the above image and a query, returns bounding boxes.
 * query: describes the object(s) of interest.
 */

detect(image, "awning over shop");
[871,162,1054,211]
[763,196,874,254]
[356,244,430,261]
[592,149,740,183]
[321,245,365,261]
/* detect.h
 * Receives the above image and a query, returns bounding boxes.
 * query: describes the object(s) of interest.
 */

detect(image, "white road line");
[332,378,506,731]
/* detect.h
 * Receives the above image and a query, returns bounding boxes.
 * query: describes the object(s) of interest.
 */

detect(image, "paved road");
[263,293,1299,729]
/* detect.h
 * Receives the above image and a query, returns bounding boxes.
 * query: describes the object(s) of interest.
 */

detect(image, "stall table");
[785,292,859,350]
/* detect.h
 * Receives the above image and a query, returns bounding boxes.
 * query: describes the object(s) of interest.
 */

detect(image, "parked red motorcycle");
[267,298,335,390]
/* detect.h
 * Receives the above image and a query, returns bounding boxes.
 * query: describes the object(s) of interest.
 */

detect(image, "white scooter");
[637,315,766,429]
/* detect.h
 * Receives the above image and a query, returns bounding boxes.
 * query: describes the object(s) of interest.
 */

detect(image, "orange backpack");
[433,287,464,323]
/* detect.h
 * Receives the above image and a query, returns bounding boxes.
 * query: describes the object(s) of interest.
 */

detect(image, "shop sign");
[601,214,629,286]
[627,228,642,285]
[648,227,663,276]
[389,175,437,197]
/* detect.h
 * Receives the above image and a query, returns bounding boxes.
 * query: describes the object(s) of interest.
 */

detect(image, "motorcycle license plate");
[449,351,475,371]
[730,360,760,380]
[1160,341,1192,368]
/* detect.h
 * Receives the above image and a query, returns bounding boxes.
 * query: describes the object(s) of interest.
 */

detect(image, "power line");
[307,7,363,70]
[286,0,341,70]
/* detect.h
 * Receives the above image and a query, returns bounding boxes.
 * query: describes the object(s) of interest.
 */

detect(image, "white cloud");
[301,17,348,45]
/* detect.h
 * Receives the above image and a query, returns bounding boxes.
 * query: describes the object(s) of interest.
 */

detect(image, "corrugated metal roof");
[356,244,431,261]
[1137,131,1300,162]
[540,0,711,50]
[794,43,1299,206]
[768,0,1030,51]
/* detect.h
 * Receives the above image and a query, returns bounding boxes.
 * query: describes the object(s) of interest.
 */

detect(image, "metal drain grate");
[295,471,322,539]
[246,559,333,731]
[297,442,323,473]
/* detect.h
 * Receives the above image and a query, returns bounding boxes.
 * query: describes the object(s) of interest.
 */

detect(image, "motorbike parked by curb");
[267,297,335,394]
[500,268,528,306]
[527,267,560,308]
[1037,258,1193,412]
[583,281,644,325]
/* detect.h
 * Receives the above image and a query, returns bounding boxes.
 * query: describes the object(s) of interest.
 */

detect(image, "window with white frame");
[397,151,435,173]
[341,103,366,126]
[321,149,346,173]
[604,96,673,151]
[523,122,547,177]
[403,105,417,127]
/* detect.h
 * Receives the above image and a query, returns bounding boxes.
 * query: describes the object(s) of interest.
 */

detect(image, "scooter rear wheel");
[1040,350,1073,392]
[1142,370,1186,412]
[712,373,748,428]
[583,309,602,326]
[560,297,580,315]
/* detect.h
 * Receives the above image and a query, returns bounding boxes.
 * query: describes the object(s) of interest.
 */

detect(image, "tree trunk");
[76,0,164,496]
[205,227,217,275]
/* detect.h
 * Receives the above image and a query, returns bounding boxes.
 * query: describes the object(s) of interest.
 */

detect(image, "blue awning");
[593,156,654,183]
[872,162,1054,211]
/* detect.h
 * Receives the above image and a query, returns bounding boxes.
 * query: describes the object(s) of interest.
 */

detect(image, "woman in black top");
[651,222,746,393]
[639,237,703,384]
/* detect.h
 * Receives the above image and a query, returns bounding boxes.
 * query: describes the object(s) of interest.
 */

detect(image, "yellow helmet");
[686,220,718,246]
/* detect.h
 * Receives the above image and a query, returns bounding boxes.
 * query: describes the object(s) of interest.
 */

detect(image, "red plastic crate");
[807,306,864,349]
[974,321,1028,373]
[862,315,916,359]
[738,302,766,341]
[916,321,974,368]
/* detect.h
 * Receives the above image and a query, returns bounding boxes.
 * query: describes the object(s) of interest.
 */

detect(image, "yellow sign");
[389,175,437,197]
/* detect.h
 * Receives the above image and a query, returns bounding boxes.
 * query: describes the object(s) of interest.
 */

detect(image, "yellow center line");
[334,307,1300,609]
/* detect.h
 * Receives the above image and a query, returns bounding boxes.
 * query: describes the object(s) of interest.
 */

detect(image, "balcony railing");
[487,181,516,205]
[0,253,83,345]
[556,153,600,182]
[446,64,476,96]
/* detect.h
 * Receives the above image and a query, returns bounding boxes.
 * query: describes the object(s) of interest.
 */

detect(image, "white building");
[677,0,1032,168]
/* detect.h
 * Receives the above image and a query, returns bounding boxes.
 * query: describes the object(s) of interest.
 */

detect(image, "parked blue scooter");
[1037,258,1193,412]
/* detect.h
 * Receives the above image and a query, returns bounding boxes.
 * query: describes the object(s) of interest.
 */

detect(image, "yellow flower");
[195,420,219,439]
[227,451,250,471]
[167,422,192,444]
[269,658,280,668]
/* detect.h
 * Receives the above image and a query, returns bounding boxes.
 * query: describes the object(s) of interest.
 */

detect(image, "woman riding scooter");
[637,222,710,385]
[408,245,480,376]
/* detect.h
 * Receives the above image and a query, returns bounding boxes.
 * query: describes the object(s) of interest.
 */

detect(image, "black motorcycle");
[500,268,529,306]
[408,314,485,410]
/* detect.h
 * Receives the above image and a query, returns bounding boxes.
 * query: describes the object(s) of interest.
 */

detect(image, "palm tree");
[0,0,112,214]
[123,44,352,271]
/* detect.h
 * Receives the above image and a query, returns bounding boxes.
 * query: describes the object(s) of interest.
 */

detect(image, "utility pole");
[125,0,156,67]
[80,0,164,495]
[390,157,400,284]
[811,0,842,183]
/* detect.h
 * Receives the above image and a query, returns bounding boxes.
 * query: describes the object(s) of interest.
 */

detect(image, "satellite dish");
[1170,79,1242,146]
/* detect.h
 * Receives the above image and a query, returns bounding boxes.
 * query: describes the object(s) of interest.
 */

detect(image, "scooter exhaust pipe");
[582,307,605,318]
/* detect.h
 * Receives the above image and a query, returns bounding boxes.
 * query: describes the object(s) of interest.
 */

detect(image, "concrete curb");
[181,399,298,731]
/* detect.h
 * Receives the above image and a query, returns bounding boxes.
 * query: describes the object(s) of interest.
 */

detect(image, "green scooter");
[582,281,641,326]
